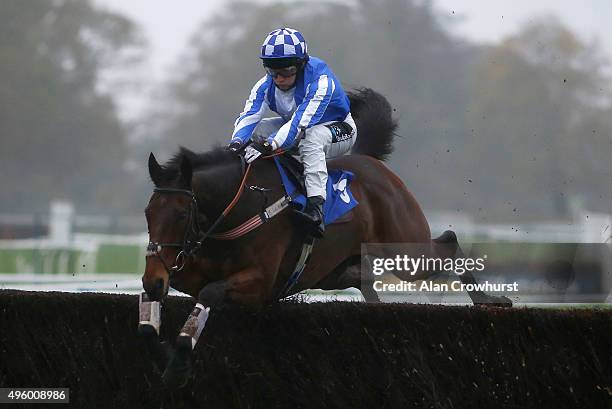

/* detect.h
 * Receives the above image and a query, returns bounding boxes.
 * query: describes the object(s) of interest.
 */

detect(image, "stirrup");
[293,196,325,236]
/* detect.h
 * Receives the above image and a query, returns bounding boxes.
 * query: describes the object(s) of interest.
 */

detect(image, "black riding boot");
[294,196,325,237]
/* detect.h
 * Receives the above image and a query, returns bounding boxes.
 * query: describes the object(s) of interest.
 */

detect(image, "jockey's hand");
[244,141,273,163]
[227,141,242,153]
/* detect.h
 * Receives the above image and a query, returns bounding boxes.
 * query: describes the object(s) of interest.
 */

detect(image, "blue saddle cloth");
[273,157,359,225]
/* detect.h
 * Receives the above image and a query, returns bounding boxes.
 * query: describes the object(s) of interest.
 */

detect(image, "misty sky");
[96,0,612,78]
[94,0,612,118]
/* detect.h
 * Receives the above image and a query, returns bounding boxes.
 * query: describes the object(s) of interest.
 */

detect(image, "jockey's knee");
[300,121,356,160]
[299,143,325,160]
[302,125,331,148]
[299,137,327,163]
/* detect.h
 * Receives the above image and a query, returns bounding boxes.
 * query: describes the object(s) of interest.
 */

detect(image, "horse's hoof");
[161,346,192,390]
[475,295,513,308]
[138,323,173,369]
[137,323,159,339]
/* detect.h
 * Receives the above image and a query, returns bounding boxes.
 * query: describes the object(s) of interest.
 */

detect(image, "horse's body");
[146,151,430,304]
[225,154,430,302]
[143,89,451,304]
[141,88,510,387]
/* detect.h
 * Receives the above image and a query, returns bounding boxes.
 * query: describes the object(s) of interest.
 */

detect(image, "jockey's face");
[273,73,297,91]
[265,66,298,91]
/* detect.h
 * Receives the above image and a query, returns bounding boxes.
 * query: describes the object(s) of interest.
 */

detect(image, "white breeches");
[252,113,357,200]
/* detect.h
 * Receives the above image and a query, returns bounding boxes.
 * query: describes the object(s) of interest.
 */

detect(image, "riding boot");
[294,196,325,238]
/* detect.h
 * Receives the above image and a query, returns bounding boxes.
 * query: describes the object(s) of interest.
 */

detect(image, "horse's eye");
[176,210,188,220]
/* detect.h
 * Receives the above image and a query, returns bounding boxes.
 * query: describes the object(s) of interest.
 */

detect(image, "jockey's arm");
[231,76,271,145]
[268,74,334,150]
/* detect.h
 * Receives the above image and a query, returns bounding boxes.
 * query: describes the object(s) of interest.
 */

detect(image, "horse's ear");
[180,156,193,188]
[148,153,163,186]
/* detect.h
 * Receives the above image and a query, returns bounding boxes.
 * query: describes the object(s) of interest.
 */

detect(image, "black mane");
[159,146,237,183]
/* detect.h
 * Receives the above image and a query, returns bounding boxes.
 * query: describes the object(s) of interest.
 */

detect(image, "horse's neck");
[197,159,281,226]
[194,162,243,217]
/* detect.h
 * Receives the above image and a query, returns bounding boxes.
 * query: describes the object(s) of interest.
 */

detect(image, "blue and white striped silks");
[231,56,351,150]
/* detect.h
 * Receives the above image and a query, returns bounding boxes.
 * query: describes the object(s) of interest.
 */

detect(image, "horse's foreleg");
[163,267,269,389]
[169,276,238,354]
[169,280,230,353]
[360,281,381,302]
[138,291,162,339]
[137,292,174,374]
[322,256,381,302]
[161,301,210,389]
[343,264,381,303]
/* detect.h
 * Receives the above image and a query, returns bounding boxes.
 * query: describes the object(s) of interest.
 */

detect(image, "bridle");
[145,156,256,277]
[145,147,315,300]
[146,187,205,275]
[145,147,292,279]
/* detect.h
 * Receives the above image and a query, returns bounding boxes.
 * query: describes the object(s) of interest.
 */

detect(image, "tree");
[151,4,611,221]
[0,0,145,213]
[154,0,472,198]
[464,16,612,219]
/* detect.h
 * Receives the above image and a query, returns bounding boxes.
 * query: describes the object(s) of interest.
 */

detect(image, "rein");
[146,152,288,276]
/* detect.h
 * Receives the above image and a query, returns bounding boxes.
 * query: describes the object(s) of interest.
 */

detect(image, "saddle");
[273,153,357,225]
[275,153,306,196]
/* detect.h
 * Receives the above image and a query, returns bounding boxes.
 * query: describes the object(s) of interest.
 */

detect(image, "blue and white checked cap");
[261,27,308,59]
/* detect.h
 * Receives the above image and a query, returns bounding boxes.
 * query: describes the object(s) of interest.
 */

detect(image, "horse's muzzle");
[142,276,167,302]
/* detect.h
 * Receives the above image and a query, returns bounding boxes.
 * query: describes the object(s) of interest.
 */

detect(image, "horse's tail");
[348,88,398,162]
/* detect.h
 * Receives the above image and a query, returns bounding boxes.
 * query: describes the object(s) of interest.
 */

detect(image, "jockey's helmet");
[260,27,308,69]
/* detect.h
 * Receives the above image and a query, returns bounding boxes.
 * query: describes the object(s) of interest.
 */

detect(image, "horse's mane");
[160,146,236,182]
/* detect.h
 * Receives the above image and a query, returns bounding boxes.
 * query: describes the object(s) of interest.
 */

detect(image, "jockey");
[227,27,357,237]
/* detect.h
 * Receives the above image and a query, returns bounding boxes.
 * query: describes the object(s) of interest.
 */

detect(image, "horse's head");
[142,152,199,301]
[142,147,245,300]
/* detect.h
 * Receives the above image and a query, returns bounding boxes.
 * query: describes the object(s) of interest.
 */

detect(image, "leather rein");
[146,153,290,277]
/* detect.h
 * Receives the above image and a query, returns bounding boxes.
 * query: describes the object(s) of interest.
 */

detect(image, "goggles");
[265,66,298,78]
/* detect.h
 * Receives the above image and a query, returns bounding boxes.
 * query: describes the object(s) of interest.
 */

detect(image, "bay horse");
[141,88,511,387]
